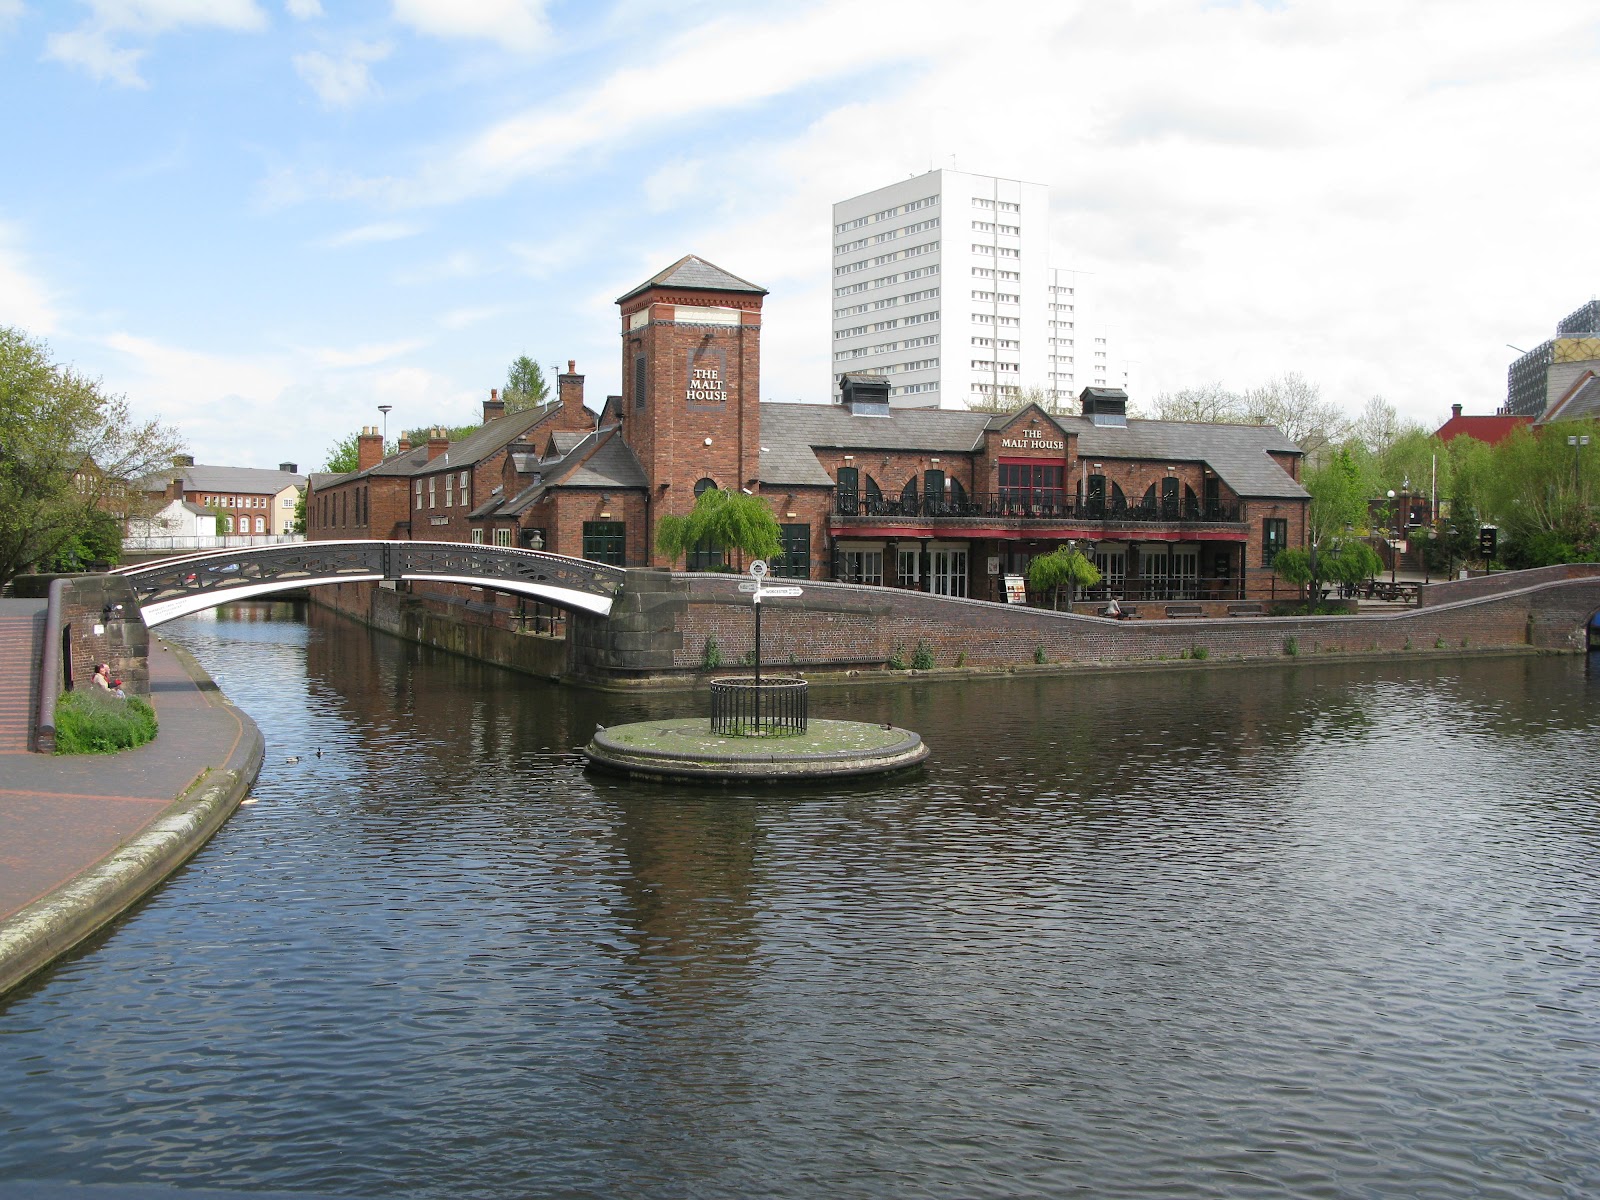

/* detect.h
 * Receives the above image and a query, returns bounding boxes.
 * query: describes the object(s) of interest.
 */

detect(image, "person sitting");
[1105,597,1122,619]
[91,663,125,698]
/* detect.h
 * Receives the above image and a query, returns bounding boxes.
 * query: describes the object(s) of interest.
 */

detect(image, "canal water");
[3,602,1599,1199]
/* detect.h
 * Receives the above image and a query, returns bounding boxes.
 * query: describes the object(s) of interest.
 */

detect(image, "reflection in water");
[1,601,1598,1199]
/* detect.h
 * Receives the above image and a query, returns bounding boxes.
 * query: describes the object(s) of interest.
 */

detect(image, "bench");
[1164,604,1204,619]
[1098,605,1141,620]
[1226,604,1264,617]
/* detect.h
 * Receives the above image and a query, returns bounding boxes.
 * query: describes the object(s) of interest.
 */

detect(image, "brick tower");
[616,256,767,539]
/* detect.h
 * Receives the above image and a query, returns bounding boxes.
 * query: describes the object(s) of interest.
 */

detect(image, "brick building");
[308,255,1309,605]
[139,458,305,536]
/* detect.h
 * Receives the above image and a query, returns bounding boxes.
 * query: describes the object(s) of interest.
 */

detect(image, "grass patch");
[55,688,157,755]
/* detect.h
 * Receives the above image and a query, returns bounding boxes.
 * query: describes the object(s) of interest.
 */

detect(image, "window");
[583,521,626,566]
[471,528,484,544]
[837,547,883,585]
[445,474,454,506]
[773,524,810,579]
[459,470,470,506]
[223,516,233,533]
[923,469,945,514]
[493,528,512,547]
[999,462,1065,510]
[428,476,436,508]
[255,516,265,533]
[686,538,725,572]
[836,465,859,515]
[415,481,423,510]
[1263,518,1288,564]
[1086,474,1107,516]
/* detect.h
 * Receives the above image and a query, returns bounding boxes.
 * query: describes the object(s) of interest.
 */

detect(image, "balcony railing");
[833,492,1240,524]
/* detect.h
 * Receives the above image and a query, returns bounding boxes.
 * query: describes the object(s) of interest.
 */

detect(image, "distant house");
[1434,403,1530,447]
[138,459,306,536]
[1534,369,1600,427]
[126,498,216,540]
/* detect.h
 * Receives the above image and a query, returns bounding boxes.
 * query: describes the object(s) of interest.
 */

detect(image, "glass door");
[931,546,968,597]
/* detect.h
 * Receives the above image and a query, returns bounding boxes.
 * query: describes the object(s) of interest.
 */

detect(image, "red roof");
[1433,413,1530,446]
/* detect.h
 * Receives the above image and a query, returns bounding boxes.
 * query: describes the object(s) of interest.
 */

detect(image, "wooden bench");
[1098,605,1141,620]
[1164,604,1204,619]
[1226,604,1264,617]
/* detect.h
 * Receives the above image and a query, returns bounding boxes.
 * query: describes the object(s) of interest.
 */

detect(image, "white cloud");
[44,0,268,86]
[309,338,427,369]
[0,223,62,335]
[439,305,503,330]
[293,39,390,107]
[316,220,423,248]
[284,0,322,17]
[0,1,24,33]
[390,0,548,53]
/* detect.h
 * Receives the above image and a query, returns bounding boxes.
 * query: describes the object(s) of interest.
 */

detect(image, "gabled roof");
[475,427,650,520]
[616,255,768,304]
[756,402,1308,499]
[1535,369,1600,426]
[139,464,305,495]
[1434,412,1531,445]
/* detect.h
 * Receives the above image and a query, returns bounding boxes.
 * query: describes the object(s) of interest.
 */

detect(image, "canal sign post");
[741,560,802,725]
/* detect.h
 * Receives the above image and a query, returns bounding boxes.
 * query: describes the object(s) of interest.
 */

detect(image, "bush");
[886,645,907,670]
[1191,646,1209,660]
[55,688,157,754]
[701,635,723,670]
[955,651,967,667]
[911,641,935,670]
[1284,636,1299,657]
[1033,644,1048,664]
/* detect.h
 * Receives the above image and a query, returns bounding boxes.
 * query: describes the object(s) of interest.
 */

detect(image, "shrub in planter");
[55,688,158,754]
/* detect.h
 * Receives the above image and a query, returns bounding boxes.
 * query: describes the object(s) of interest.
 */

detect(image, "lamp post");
[1569,433,1590,500]
[378,405,393,451]
[1385,489,1398,587]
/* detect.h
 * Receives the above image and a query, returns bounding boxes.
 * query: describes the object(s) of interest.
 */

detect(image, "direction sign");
[756,585,803,598]
[737,581,761,592]
[749,559,769,579]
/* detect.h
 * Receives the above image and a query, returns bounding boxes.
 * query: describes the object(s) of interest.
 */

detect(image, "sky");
[2,0,1598,472]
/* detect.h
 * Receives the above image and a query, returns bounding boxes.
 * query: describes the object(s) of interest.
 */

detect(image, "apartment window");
[223,516,233,533]
[973,221,995,232]
[1263,518,1288,565]
[415,481,423,510]
[428,476,436,508]
[445,474,454,506]
[471,529,484,544]
[493,527,512,547]
[583,521,626,566]
[254,516,265,533]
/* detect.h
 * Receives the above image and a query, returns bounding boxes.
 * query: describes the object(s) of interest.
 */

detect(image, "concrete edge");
[0,653,264,999]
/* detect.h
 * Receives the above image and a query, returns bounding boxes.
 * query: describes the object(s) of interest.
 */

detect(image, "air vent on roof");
[1081,386,1128,428]
[839,372,891,416]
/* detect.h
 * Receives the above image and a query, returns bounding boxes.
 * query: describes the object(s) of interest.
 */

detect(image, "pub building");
[308,256,1308,609]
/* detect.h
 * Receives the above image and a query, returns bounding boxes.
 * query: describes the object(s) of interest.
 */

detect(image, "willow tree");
[655,487,782,570]
[1026,546,1101,611]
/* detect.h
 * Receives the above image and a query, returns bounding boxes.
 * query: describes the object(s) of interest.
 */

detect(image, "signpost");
[743,560,802,731]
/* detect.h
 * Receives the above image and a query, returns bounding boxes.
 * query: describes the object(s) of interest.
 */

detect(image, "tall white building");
[832,170,1054,410]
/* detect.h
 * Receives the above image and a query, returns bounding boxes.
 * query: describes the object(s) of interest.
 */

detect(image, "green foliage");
[1191,646,1209,660]
[1284,636,1299,657]
[955,650,967,667]
[504,356,550,413]
[1327,541,1383,588]
[887,645,907,670]
[54,688,157,754]
[1033,644,1048,664]
[0,326,184,590]
[403,423,478,445]
[292,489,306,534]
[655,487,782,566]
[911,641,935,670]
[700,634,723,670]
[1026,547,1101,610]
[41,508,122,571]
[323,431,363,473]
[1272,547,1314,587]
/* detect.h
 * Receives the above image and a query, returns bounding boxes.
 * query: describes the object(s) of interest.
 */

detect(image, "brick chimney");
[357,426,384,471]
[166,476,185,501]
[397,435,412,454]
[559,360,584,414]
[1451,403,1463,418]
[484,387,505,424]
[427,426,450,462]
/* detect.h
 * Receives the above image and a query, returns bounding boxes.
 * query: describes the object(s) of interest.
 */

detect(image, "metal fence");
[121,534,307,552]
[709,676,809,736]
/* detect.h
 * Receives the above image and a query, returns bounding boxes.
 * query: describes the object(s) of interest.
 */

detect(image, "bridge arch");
[117,540,626,627]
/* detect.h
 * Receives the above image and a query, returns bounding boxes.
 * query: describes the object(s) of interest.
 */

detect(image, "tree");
[504,356,549,413]
[322,431,364,474]
[655,488,782,568]
[0,326,184,590]
[1149,382,1245,424]
[1240,372,1350,464]
[1025,546,1101,611]
[1353,395,1403,456]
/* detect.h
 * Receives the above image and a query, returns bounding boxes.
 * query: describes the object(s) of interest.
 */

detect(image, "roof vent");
[1080,386,1128,428]
[839,372,891,416]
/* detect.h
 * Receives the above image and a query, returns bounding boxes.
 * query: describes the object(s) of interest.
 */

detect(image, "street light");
[1568,433,1590,498]
[1386,489,1398,587]
[378,405,393,450]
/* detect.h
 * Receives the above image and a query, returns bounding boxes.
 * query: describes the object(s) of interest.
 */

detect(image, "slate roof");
[1536,370,1600,426]
[313,400,579,489]
[757,402,1307,499]
[616,255,768,304]
[475,428,650,520]
[140,464,306,495]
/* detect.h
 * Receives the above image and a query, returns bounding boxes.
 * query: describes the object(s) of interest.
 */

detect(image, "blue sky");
[2,0,1598,471]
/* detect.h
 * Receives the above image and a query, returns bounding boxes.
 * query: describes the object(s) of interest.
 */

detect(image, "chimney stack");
[484,387,506,424]
[398,435,412,454]
[167,476,184,501]
[357,426,384,471]
[1451,403,1463,418]
[427,426,450,462]
[559,360,584,414]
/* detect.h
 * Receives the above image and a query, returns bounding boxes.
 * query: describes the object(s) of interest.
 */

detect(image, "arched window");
[694,477,717,497]
[864,475,883,513]
[1086,474,1107,516]
[688,478,723,570]
[836,466,859,515]
[949,477,968,512]
[900,476,918,514]
[1110,483,1127,515]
